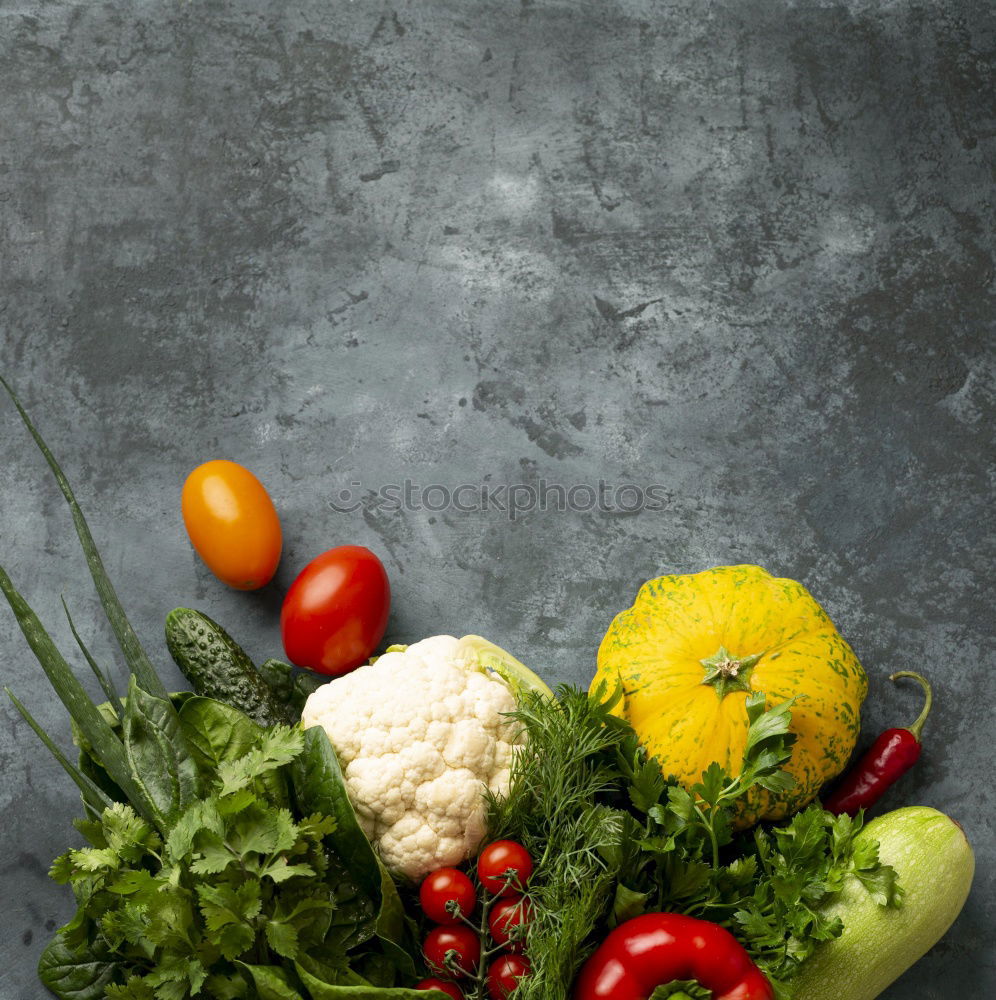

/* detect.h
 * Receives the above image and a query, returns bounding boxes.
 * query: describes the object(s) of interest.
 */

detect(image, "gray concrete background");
[1,1,992,997]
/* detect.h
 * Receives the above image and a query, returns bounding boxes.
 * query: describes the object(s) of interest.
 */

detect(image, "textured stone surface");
[1,1,992,996]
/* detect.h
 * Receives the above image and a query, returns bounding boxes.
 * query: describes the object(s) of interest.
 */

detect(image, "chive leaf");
[62,596,124,719]
[0,563,155,824]
[5,687,114,816]
[0,375,167,699]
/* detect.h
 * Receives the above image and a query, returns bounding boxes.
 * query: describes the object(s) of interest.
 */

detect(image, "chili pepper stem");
[888,671,933,741]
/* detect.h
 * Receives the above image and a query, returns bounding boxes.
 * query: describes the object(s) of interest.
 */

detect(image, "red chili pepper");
[823,671,933,817]
[573,913,774,1000]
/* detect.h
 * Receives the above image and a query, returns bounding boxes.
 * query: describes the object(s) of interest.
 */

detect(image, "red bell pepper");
[573,913,774,1000]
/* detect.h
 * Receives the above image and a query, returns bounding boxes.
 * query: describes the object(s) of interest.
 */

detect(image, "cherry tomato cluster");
[414,840,534,1000]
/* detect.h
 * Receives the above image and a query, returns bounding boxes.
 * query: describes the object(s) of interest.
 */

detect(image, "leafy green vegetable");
[487,686,901,1000]
[0,383,422,998]
[0,374,167,699]
[43,722,336,996]
[36,930,121,1000]
[257,659,325,718]
[122,677,200,829]
[178,697,260,773]
[291,727,417,975]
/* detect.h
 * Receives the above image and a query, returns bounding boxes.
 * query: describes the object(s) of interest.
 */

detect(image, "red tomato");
[420,867,477,924]
[280,545,390,675]
[487,954,531,999]
[477,841,533,896]
[414,979,464,999]
[423,925,481,979]
[488,896,532,951]
[181,460,282,590]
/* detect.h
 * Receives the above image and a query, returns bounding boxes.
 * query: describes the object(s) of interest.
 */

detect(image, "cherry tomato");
[487,954,531,999]
[420,867,477,924]
[280,545,390,675]
[181,460,282,590]
[488,896,532,951]
[423,925,481,979]
[414,979,464,999]
[477,840,533,896]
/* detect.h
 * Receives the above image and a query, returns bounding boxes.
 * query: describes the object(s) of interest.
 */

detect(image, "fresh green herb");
[0,375,167,699]
[50,721,337,999]
[618,691,902,992]
[487,686,901,1000]
[485,685,642,1000]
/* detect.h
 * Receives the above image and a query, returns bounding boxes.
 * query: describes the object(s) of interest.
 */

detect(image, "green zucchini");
[789,806,974,1000]
[165,608,293,726]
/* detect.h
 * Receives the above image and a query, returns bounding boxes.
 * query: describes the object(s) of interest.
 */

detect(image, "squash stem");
[888,671,933,742]
[699,645,762,699]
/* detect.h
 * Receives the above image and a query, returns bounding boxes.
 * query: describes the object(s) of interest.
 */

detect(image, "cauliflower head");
[301,634,534,880]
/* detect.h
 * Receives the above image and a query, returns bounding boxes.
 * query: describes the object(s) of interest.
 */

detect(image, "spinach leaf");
[122,677,199,829]
[178,695,262,773]
[290,727,417,976]
[237,963,305,1000]
[38,931,121,1000]
[74,694,196,811]
[291,727,381,900]
[375,863,418,977]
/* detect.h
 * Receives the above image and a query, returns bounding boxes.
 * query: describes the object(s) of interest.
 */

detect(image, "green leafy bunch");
[48,725,340,1000]
[487,686,901,1000]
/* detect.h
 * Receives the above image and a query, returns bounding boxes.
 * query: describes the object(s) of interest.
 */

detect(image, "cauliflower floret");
[301,634,527,880]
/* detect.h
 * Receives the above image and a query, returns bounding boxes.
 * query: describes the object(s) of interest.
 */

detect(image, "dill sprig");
[486,686,635,1000]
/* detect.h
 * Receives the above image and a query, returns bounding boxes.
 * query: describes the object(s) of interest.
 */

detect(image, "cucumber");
[165,608,293,726]
[789,806,974,1000]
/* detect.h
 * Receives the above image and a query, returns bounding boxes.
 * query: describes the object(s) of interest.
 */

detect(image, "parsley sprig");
[650,692,797,870]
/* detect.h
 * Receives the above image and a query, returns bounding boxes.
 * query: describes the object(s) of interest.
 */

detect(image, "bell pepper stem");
[888,671,933,742]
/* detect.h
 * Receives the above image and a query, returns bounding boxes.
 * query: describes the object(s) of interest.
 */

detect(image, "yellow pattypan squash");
[592,565,867,825]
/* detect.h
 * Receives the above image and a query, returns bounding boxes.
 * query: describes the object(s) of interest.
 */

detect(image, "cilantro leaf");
[217,726,304,797]
[265,919,300,959]
[229,806,298,857]
[105,977,155,1000]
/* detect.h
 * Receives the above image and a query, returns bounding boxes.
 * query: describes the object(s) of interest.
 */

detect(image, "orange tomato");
[181,460,282,590]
